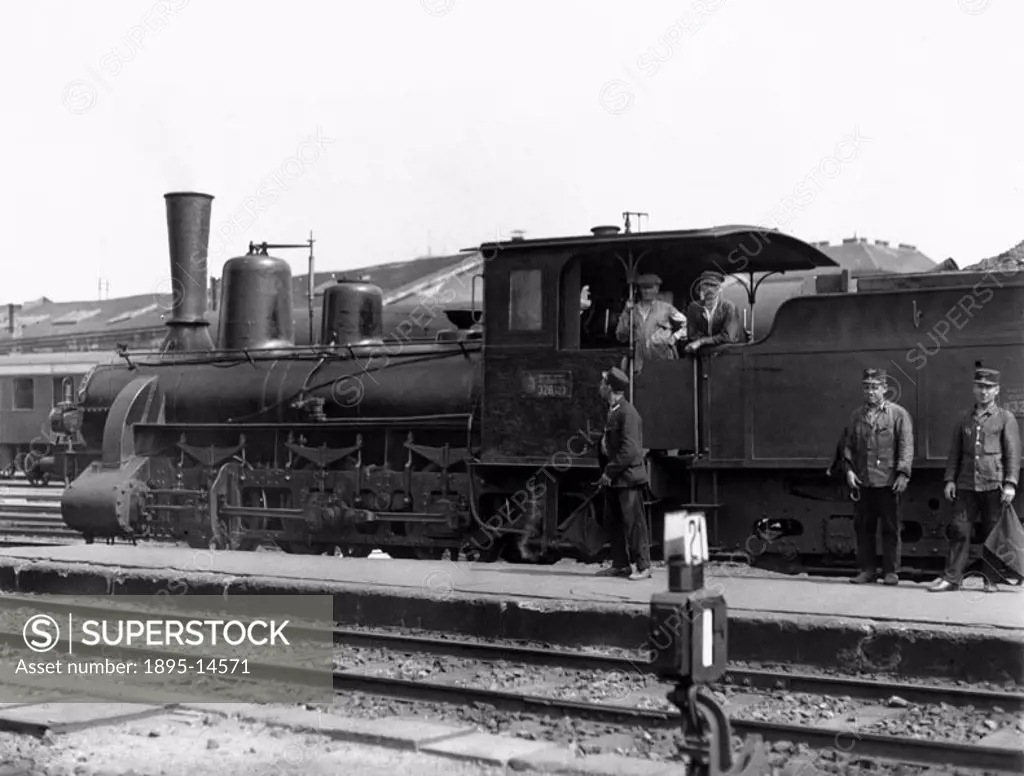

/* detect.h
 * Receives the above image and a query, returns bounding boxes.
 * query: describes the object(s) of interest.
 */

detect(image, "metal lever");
[669,684,769,776]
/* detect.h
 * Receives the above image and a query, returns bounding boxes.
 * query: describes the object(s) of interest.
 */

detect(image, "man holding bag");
[929,363,1022,593]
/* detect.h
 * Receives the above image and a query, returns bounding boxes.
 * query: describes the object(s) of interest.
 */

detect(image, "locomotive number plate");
[522,371,572,399]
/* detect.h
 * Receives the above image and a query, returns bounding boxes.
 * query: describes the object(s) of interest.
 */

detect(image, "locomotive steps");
[0,543,1019,688]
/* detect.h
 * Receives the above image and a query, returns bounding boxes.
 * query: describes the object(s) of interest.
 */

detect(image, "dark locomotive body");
[58,191,1024,573]
[470,226,1023,574]
[60,193,486,560]
[640,267,1024,572]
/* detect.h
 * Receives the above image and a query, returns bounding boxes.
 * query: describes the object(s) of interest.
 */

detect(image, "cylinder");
[321,280,384,346]
[162,192,215,353]
[217,254,295,350]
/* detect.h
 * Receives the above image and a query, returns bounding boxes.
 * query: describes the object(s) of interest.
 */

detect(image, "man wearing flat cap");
[841,368,914,585]
[684,270,747,354]
[929,363,1022,593]
[615,273,686,374]
[595,366,652,581]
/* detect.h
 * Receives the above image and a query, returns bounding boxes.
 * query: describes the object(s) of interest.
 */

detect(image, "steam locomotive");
[57,191,1024,572]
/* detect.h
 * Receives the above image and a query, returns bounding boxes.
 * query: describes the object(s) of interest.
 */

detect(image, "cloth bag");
[983,503,1024,579]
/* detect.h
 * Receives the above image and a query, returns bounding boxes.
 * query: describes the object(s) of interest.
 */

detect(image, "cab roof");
[476,224,839,276]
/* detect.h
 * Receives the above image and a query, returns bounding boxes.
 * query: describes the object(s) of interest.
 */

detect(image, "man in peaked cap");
[615,273,686,374]
[595,367,652,581]
[929,362,1022,593]
[841,368,914,585]
[684,270,747,354]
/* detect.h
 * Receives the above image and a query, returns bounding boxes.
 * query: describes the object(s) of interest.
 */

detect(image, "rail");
[0,487,76,545]
[0,615,1018,773]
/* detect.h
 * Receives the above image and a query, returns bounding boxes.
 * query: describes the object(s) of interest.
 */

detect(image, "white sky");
[1,0,1020,304]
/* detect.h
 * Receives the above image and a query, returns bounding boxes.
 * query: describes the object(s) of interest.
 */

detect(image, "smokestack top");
[165,191,214,201]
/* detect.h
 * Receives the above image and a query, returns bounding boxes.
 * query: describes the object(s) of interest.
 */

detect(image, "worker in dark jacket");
[929,363,1022,593]
[684,270,747,354]
[595,367,652,580]
[841,368,914,585]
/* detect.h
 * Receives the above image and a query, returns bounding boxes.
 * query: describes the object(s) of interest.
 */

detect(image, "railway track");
[0,594,1020,772]
[0,487,78,545]
[330,626,1024,710]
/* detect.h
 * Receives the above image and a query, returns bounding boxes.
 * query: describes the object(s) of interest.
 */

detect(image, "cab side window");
[509,269,543,331]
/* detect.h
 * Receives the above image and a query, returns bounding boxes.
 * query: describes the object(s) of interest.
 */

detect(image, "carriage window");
[508,269,543,331]
[13,378,34,410]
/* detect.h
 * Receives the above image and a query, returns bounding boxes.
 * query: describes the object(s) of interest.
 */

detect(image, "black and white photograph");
[0,1,1021,773]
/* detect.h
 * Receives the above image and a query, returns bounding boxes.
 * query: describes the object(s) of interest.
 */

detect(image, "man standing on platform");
[928,363,1022,593]
[595,367,652,581]
[841,368,914,585]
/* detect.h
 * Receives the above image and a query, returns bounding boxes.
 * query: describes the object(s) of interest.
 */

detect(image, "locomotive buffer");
[649,511,768,775]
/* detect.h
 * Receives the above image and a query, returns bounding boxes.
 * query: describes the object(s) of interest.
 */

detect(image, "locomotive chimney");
[162,192,215,354]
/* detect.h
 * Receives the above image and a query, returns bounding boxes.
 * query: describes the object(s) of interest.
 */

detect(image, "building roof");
[809,237,936,274]
[0,293,171,341]
[294,252,478,302]
[0,231,941,350]
[0,251,476,345]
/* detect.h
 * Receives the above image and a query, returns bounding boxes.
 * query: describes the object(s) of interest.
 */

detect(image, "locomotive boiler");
[61,192,484,558]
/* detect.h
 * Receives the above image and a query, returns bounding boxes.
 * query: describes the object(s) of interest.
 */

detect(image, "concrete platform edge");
[0,559,1021,685]
[179,703,677,775]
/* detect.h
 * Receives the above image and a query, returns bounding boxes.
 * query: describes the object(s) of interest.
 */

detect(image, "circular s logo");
[599,80,634,115]
[884,375,903,404]
[421,570,454,601]
[23,614,60,652]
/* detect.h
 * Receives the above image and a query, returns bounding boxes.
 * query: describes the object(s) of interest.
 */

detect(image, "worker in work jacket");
[929,363,1022,593]
[615,273,686,374]
[841,368,914,586]
[683,270,748,354]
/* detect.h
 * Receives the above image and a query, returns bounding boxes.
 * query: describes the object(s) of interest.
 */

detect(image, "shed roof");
[1,252,475,344]
[808,237,936,273]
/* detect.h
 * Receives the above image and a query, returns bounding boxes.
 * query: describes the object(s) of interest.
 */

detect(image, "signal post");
[648,511,769,775]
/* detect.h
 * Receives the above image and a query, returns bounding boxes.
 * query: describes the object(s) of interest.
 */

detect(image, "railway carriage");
[0,351,113,484]
[53,191,1024,573]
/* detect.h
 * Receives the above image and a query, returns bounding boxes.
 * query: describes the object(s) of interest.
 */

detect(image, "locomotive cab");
[475,224,838,558]
[478,225,837,457]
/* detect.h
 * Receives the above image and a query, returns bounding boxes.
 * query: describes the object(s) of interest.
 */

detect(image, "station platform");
[0,544,1020,686]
